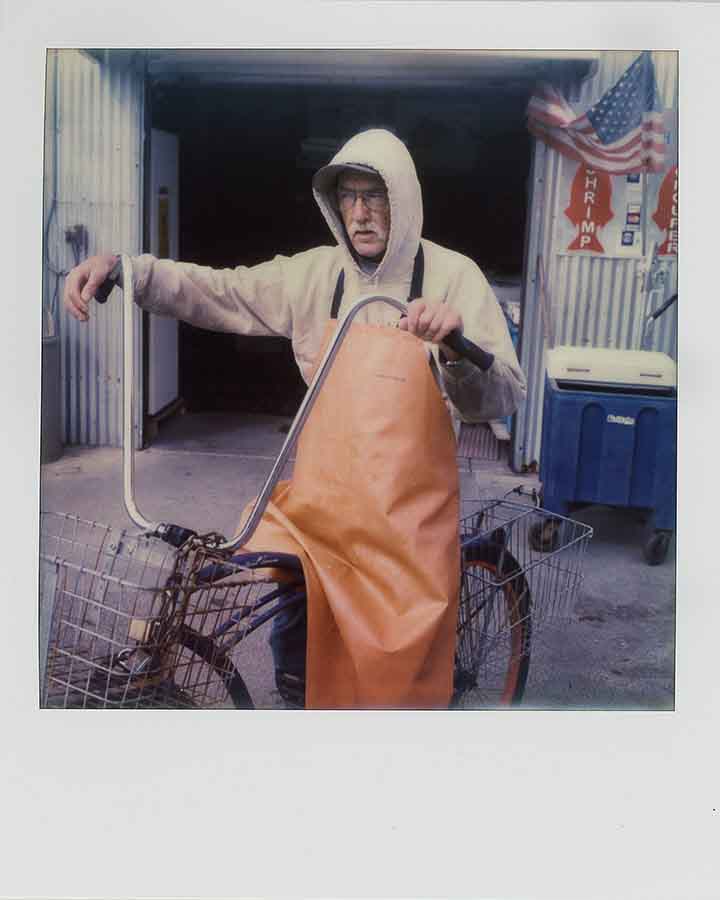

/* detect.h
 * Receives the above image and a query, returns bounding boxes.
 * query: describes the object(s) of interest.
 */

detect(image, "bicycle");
[40,256,592,710]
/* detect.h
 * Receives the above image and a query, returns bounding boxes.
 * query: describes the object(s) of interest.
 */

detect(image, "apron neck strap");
[408,243,424,301]
[330,244,425,319]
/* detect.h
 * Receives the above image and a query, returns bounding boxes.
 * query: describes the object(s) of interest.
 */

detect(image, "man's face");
[336,172,391,259]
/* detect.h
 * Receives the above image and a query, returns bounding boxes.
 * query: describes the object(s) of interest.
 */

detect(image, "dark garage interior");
[147,51,583,418]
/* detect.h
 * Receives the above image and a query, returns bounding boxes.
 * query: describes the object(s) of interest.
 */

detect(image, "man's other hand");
[63,253,119,322]
[398,298,463,361]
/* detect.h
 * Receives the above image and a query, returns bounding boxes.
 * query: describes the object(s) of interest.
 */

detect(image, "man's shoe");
[275,670,306,709]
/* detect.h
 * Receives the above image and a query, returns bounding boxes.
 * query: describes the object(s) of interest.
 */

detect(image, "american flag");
[527,51,666,174]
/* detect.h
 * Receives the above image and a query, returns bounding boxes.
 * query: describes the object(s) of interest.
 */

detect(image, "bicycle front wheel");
[46,627,254,710]
[453,539,531,707]
[158,626,255,709]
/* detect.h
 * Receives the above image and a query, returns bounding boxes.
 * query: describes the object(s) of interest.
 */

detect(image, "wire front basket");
[40,512,292,709]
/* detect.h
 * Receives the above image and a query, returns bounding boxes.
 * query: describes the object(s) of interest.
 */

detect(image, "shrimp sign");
[558,157,676,258]
[565,166,614,253]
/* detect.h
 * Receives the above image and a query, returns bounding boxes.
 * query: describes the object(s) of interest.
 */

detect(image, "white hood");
[312,129,423,284]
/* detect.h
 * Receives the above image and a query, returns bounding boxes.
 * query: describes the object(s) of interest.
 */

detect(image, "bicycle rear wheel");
[453,539,531,707]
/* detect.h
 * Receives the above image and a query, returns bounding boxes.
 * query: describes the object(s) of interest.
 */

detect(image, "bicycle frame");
[166,529,513,662]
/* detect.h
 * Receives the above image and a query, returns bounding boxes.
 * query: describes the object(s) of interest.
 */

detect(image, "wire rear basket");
[40,512,291,709]
[460,498,592,619]
[454,498,593,706]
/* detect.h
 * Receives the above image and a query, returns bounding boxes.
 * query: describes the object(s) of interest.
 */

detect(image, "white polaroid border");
[2,3,717,899]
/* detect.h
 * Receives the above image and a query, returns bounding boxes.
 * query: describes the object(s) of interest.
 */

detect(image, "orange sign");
[565,166,614,253]
[651,165,678,256]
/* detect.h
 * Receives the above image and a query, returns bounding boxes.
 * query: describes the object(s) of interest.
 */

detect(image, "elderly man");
[64,128,525,423]
[64,128,526,707]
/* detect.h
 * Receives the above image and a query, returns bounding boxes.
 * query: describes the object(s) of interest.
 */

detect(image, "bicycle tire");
[44,626,254,710]
[453,539,531,707]
[164,625,255,709]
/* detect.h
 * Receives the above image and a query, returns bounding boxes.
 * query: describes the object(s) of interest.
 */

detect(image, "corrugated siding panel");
[48,49,144,447]
[513,51,678,471]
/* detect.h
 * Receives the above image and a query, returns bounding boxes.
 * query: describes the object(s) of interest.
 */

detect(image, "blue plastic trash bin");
[539,347,677,561]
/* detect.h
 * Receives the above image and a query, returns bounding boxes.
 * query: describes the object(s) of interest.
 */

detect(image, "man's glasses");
[336,187,389,212]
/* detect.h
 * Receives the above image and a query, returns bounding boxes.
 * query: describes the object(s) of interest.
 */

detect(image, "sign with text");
[558,161,648,257]
[651,165,678,257]
[564,166,614,253]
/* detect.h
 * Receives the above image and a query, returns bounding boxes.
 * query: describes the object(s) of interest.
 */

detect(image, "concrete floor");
[40,413,675,710]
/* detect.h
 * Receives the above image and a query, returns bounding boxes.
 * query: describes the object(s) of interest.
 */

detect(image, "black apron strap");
[408,244,424,301]
[330,244,425,319]
[330,269,345,319]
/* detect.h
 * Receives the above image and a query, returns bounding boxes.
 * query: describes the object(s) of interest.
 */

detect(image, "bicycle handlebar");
[115,254,493,549]
[120,255,156,534]
[440,329,494,371]
[95,256,123,303]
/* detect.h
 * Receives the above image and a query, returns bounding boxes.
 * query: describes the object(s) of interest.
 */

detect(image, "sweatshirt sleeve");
[129,253,294,338]
[438,257,527,423]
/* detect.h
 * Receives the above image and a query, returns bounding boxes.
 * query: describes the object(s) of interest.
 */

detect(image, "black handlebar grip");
[94,277,115,304]
[443,329,495,371]
[94,256,123,304]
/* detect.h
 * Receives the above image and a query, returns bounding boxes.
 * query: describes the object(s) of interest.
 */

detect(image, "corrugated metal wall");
[513,51,678,471]
[45,49,145,447]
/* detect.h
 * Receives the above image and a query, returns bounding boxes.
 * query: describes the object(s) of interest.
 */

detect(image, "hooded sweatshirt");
[130,128,526,422]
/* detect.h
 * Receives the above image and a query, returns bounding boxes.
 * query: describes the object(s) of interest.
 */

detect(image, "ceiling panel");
[142,49,597,89]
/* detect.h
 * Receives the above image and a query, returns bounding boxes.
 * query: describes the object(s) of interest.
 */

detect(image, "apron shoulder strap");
[408,243,424,301]
[330,244,425,319]
[330,269,345,319]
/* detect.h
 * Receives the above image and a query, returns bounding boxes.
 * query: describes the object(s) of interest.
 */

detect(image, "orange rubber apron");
[244,322,460,709]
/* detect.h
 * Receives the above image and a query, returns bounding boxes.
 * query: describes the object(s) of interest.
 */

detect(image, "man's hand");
[63,253,119,322]
[397,298,463,361]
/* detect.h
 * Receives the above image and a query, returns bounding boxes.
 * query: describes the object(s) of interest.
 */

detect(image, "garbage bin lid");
[546,346,676,389]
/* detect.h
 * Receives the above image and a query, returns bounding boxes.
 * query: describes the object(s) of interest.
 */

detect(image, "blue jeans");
[269,598,307,682]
